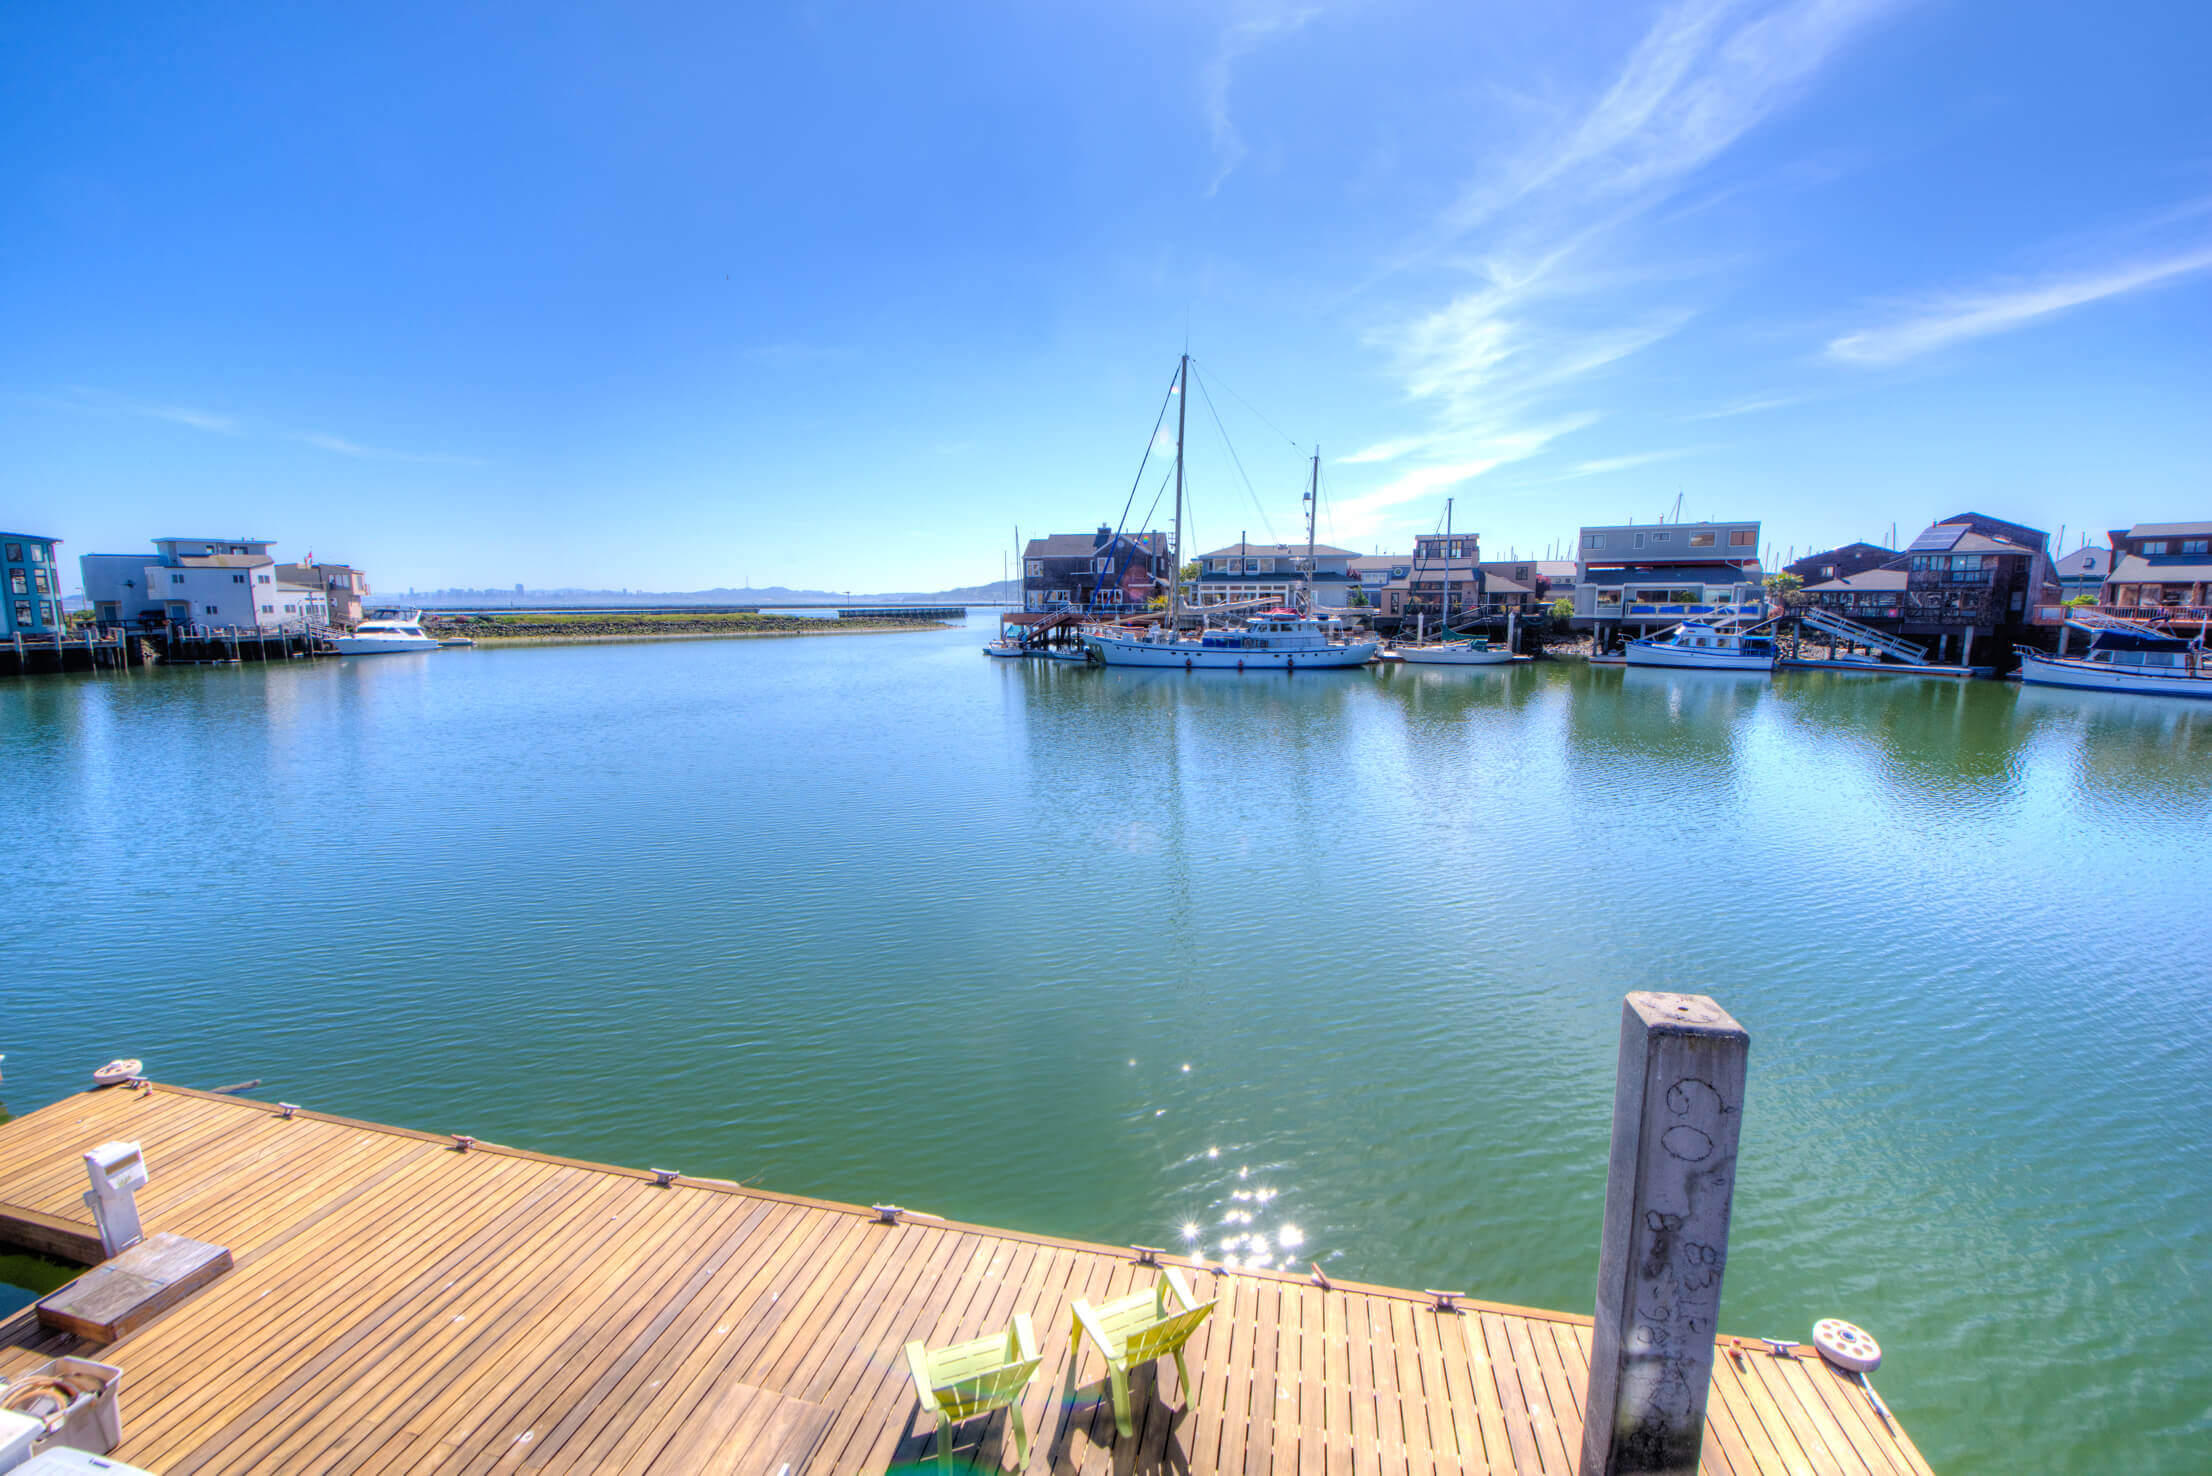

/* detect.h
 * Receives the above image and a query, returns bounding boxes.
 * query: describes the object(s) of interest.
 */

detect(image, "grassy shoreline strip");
[448,621,949,648]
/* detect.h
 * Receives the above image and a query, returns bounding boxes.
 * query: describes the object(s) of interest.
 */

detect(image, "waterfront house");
[2100,522,2211,629]
[1348,554,1407,609]
[1785,542,1897,586]
[1801,567,1909,621]
[1572,519,1763,633]
[1801,513,2058,666]
[81,536,317,631]
[1536,559,1577,608]
[1193,538,1361,612]
[1475,557,1550,609]
[277,557,370,626]
[1022,527,1170,613]
[1,532,66,637]
[2052,545,2111,601]
[1376,530,1482,624]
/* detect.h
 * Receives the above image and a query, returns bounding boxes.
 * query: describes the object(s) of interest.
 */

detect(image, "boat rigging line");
[1190,364,1280,545]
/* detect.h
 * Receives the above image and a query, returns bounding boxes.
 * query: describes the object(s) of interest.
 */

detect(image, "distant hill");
[409,578,1019,607]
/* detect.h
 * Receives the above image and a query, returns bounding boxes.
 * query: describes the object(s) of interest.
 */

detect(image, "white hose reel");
[1812,1318,1882,1373]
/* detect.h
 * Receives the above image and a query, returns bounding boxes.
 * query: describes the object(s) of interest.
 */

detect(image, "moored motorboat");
[335,610,443,655]
[2015,628,2211,698]
[1624,621,1777,672]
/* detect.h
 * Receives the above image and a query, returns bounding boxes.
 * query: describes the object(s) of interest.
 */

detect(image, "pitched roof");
[2110,554,2212,582]
[1023,531,1165,559]
[2126,521,2212,538]
[1198,541,1358,559]
[2054,547,2110,577]
[175,553,276,568]
[1537,561,1577,581]
[1348,555,1408,572]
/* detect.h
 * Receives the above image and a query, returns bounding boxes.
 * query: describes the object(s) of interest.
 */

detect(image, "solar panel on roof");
[1906,525,1965,552]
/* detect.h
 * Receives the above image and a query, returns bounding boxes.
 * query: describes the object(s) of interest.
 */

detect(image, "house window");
[1689,532,1715,548]
[171,573,186,585]
[33,570,51,594]
[1515,567,1528,580]
[1652,531,1670,543]
[2141,541,2167,555]
[1583,533,1605,550]
[257,573,272,584]
[11,601,29,626]
[1731,529,1755,546]
[1596,588,1621,607]
[1448,541,1463,558]
[233,573,247,584]
[205,604,220,614]
[6,571,23,595]
[1633,532,1646,548]
[260,604,275,614]
[2,543,19,562]
[29,545,44,563]
[2183,540,2209,555]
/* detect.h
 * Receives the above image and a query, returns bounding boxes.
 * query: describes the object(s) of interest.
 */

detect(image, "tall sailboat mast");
[1168,354,1187,632]
[1442,497,1454,634]
[1303,447,1319,616]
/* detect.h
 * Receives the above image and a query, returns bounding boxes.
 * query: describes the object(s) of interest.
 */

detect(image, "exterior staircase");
[1799,606,1930,664]
[2063,609,2166,636]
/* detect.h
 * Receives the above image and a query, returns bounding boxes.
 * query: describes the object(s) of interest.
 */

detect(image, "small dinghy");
[93,1058,143,1087]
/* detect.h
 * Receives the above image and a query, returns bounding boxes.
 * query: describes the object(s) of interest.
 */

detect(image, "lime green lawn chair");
[906,1313,1043,1472]
[1063,1266,1217,1439]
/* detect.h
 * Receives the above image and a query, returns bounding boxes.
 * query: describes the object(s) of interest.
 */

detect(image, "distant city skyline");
[6,2,2207,593]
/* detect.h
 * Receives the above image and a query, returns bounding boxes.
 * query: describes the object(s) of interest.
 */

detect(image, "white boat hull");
[2015,650,2212,698]
[1624,641,1775,672]
[1396,644,1522,666]
[334,636,443,655]
[1082,632,1377,669]
[982,644,1027,658]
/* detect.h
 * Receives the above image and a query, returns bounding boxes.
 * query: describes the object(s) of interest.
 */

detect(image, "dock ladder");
[1799,606,1929,664]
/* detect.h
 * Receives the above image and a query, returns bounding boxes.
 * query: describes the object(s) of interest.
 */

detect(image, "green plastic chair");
[906,1313,1043,1472]
[1062,1267,1217,1438]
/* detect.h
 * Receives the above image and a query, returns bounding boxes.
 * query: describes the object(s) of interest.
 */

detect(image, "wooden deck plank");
[0,1087,1927,1476]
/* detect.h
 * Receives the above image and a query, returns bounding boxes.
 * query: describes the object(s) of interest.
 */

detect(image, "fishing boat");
[2015,627,2211,698]
[1083,355,1378,671]
[335,610,442,655]
[1623,621,1777,672]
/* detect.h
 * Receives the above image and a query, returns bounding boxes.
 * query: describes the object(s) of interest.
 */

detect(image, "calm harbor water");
[3,619,2207,1471]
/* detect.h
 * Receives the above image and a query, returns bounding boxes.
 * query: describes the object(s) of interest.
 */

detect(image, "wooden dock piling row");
[0,1085,1935,1474]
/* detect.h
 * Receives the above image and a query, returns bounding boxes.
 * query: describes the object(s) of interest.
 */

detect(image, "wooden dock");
[0,1085,1934,1475]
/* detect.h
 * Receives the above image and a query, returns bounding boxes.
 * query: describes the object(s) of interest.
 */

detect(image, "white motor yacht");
[1396,637,1525,666]
[1624,622,1777,672]
[335,610,443,655]
[1085,610,1377,669]
[2016,628,2210,698]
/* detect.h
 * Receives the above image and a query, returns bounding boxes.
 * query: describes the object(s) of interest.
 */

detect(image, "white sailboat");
[1082,356,1378,672]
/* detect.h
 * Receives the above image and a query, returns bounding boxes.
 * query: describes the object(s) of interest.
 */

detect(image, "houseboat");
[2015,628,2211,698]
[1624,621,1777,672]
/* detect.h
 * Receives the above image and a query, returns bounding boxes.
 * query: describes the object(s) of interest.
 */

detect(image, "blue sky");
[5,0,2208,593]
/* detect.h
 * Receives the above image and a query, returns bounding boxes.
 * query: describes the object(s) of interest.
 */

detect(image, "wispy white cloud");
[66,388,240,434]
[290,430,483,465]
[1336,438,1425,465]
[1202,8,1318,197]
[1564,448,1700,478]
[1348,0,1902,544]
[1685,393,1810,420]
[56,386,477,464]
[1826,246,2212,365]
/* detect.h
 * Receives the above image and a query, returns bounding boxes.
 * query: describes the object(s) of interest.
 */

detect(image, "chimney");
[1095,524,1112,549]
